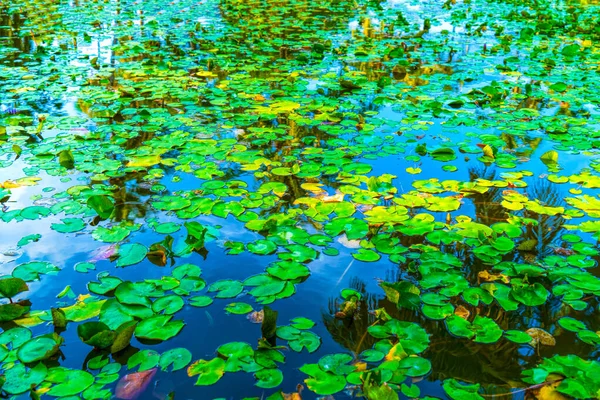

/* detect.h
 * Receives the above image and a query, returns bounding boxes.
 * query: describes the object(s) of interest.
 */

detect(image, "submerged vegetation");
[1,0,600,398]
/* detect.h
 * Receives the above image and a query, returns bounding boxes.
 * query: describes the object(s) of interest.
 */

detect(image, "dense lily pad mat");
[1,0,600,398]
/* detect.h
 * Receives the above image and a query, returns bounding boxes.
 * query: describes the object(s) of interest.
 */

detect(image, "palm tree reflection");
[323,273,599,394]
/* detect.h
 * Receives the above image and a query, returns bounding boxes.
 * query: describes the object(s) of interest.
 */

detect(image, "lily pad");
[135,315,184,341]
[116,243,148,267]
[46,368,95,397]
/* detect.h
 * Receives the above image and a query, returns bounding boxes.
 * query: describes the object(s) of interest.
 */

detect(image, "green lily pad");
[127,349,160,371]
[153,222,181,234]
[255,368,284,389]
[51,217,86,233]
[92,226,130,243]
[291,317,315,330]
[188,358,226,386]
[12,261,59,281]
[225,302,254,314]
[443,378,483,400]
[300,363,346,395]
[398,356,432,377]
[159,347,192,372]
[116,243,148,267]
[75,262,96,273]
[189,296,214,307]
[0,277,28,299]
[46,368,95,397]
[135,315,184,341]
[317,353,354,375]
[0,326,32,347]
[558,317,587,332]
[17,334,62,363]
[353,249,381,262]
[152,295,185,314]
[87,195,115,219]
[17,233,41,247]
[89,275,122,295]
[2,362,47,394]
[288,331,321,353]
[115,281,156,307]
[504,330,533,344]
[153,195,191,211]
[247,239,277,255]
[77,321,115,349]
[208,279,244,299]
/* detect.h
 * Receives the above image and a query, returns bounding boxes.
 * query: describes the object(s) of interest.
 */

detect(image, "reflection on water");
[1,0,600,398]
[323,268,600,397]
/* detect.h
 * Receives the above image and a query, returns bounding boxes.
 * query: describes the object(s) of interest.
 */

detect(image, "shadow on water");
[1,0,600,398]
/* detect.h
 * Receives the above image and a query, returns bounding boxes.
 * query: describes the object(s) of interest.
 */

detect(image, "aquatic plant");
[0,0,600,398]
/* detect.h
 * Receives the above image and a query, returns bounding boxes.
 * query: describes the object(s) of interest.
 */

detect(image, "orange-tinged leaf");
[478,270,510,284]
[116,368,157,399]
[282,384,304,400]
[454,305,470,320]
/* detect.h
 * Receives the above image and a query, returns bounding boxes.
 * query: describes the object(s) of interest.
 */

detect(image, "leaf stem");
[354,319,380,356]
[479,378,564,398]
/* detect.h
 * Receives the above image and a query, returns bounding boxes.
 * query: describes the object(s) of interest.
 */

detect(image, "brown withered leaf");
[282,384,304,400]
[478,270,510,284]
[454,305,470,320]
[527,328,556,347]
[247,310,264,324]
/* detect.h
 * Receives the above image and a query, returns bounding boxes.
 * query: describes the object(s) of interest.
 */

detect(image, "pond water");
[1,0,600,399]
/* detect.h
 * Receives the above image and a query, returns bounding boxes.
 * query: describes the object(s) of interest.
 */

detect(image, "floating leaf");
[443,379,484,400]
[58,149,75,169]
[116,243,148,267]
[152,295,185,315]
[188,358,226,386]
[255,368,284,389]
[128,350,160,371]
[17,334,62,363]
[87,195,115,219]
[2,363,47,394]
[208,279,244,299]
[300,363,346,395]
[352,249,381,262]
[12,261,59,281]
[159,348,192,372]
[77,321,116,349]
[51,217,86,233]
[248,239,277,255]
[189,296,213,308]
[540,151,558,165]
[0,277,28,299]
[558,317,586,333]
[225,302,253,314]
[135,315,184,341]
[46,368,94,397]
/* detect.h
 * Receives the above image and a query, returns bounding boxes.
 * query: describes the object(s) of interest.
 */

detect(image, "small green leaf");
[225,302,253,314]
[159,347,192,371]
[87,195,115,219]
[116,243,147,267]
